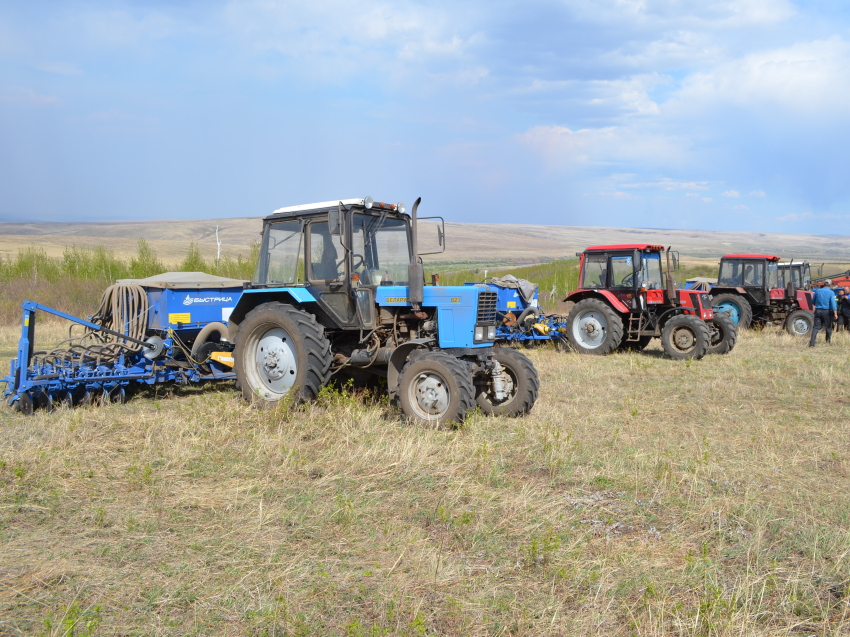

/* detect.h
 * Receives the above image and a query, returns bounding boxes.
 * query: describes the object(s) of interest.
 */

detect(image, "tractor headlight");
[364,196,374,209]
[474,326,484,342]
[487,325,496,340]
[397,201,406,214]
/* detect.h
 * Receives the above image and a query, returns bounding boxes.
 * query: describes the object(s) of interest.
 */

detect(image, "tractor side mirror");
[417,216,446,255]
[633,250,642,271]
[672,252,680,270]
[438,224,444,247]
[329,204,343,235]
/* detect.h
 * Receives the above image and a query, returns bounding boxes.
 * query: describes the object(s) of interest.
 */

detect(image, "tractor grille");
[476,291,498,324]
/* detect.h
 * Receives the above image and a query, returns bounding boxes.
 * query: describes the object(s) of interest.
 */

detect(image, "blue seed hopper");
[3,272,245,414]
[465,276,569,346]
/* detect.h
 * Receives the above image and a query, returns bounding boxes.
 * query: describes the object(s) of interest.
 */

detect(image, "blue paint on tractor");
[713,300,743,325]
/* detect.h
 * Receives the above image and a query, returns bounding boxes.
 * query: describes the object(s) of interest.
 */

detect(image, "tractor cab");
[778,262,811,290]
[715,255,782,304]
[578,244,670,307]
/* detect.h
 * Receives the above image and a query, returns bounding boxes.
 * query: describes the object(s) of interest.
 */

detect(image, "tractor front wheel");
[711,293,753,328]
[706,312,737,355]
[234,302,332,408]
[398,350,475,428]
[661,315,710,360]
[785,309,814,336]
[475,348,539,417]
[565,298,624,355]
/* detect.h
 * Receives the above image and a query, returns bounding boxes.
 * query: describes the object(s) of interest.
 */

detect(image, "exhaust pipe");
[408,197,424,309]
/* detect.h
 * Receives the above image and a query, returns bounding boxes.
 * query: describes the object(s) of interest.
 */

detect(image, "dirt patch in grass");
[2,330,850,635]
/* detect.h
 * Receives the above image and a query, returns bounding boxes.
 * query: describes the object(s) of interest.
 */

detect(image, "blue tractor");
[466,276,568,348]
[227,196,539,427]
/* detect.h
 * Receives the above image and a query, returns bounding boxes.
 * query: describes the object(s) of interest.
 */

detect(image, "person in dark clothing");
[841,286,850,331]
[810,280,838,346]
[837,288,848,331]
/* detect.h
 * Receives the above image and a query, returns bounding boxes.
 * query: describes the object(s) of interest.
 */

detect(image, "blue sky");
[1,0,850,233]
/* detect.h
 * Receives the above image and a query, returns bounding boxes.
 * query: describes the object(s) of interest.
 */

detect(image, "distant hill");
[2,217,849,265]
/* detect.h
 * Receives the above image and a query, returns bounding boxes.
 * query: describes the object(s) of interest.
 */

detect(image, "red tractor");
[564,244,736,359]
[709,254,814,336]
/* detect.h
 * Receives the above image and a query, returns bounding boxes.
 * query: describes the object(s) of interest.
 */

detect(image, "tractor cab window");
[801,265,811,288]
[610,255,635,288]
[766,262,779,289]
[582,254,608,289]
[743,262,763,286]
[308,221,346,281]
[254,220,303,285]
[352,214,411,286]
[640,253,663,289]
[719,260,742,285]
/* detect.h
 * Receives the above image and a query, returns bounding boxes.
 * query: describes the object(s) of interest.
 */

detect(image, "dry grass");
[2,328,850,636]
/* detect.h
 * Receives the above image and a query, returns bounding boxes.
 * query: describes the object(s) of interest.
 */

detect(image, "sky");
[1,0,850,233]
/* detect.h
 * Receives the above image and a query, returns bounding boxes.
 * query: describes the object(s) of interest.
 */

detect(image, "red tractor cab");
[709,254,814,336]
[564,244,736,359]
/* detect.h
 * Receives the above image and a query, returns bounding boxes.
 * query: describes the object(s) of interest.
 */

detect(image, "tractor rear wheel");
[785,309,814,336]
[397,350,475,428]
[475,348,539,417]
[706,312,737,355]
[234,302,332,408]
[711,293,752,328]
[565,298,624,355]
[661,315,710,360]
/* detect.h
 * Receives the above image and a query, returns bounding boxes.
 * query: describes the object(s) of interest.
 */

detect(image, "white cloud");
[0,87,59,106]
[721,190,740,198]
[598,190,639,200]
[749,189,766,197]
[702,197,713,202]
[669,37,850,115]
[734,204,749,211]
[686,192,700,197]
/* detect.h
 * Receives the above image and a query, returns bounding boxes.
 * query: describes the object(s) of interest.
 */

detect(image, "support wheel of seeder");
[234,302,332,408]
[397,350,475,428]
[475,348,539,417]
[706,312,737,355]
[661,315,710,360]
[565,298,624,355]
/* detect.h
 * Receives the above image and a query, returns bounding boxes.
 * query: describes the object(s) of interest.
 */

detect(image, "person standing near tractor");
[841,286,850,331]
[810,280,838,346]
[836,288,847,331]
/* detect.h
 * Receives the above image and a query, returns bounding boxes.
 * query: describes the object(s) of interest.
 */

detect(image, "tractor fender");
[226,288,317,341]
[564,290,630,314]
[387,338,435,400]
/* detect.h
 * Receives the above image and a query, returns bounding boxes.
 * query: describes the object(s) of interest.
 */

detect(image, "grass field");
[3,324,850,636]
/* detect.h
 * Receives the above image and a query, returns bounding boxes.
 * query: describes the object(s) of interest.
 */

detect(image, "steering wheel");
[620,273,634,286]
[351,254,365,270]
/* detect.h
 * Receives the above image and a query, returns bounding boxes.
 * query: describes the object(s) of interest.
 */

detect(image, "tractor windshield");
[352,213,412,286]
[719,259,764,287]
[640,253,663,289]
[582,254,608,289]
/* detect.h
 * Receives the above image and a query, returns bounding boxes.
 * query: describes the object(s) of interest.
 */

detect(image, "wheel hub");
[413,373,449,416]
[574,310,608,348]
[673,327,695,350]
[254,327,297,395]
[793,319,809,334]
[263,349,289,380]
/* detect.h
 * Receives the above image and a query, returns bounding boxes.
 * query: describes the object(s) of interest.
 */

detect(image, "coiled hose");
[34,284,149,367]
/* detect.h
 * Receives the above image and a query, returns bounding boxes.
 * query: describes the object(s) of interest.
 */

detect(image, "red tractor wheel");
[565,298,624,355]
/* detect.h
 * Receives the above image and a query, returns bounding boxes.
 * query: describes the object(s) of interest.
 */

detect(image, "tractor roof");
[584,244,665,252]
[722,254,780,261]
[267,198,403,220]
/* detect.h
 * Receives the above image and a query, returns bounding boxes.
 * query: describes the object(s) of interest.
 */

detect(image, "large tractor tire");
[661,314,710,360]
[475,348,539,417]
[234,302,332,407]
[565,298,624,355]
[397,350,475,428]
[711,293,752,328]
[706,312,737,355]
[785,309,814,337]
